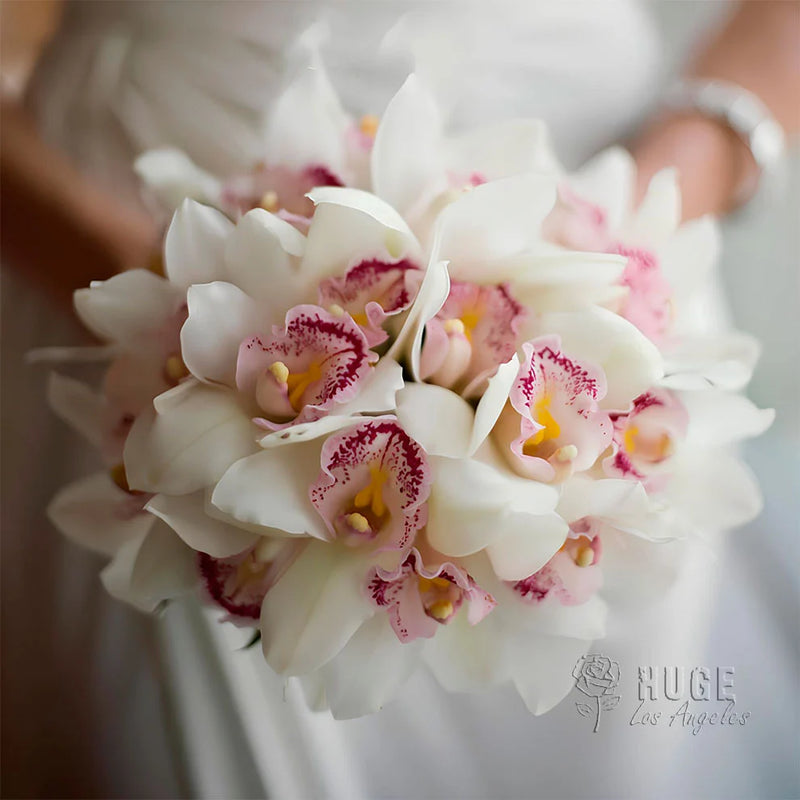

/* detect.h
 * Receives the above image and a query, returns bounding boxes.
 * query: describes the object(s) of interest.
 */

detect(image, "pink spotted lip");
[608,244,673,344]
[309,418,432,553]
[366,547,495,643]
[220,162,345,218]
[513,524,603,607]
[604,388,688,490]
[503,336,613,483]
[317,258,421,347]
[419,280,526,397]
[236,304,377,430]
[198,541,300,625]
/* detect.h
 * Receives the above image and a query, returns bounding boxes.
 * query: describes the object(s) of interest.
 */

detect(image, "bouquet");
[44,48,773,719]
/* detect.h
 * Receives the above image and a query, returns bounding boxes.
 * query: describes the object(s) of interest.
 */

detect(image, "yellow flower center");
[353,465,389,518]
[624,425,673,462]
[270,360,324,412]
[359,114,380,138]
[523,393,561,455]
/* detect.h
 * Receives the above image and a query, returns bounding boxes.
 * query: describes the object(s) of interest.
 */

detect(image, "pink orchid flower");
[604,388,689,491]
[496,336,613,483]
[236,304,378,429]
[367,547,495,643]
[310,418,432,552]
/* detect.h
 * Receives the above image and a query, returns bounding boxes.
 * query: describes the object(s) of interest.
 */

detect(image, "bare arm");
[0,1,157,306]
[631,0,800,221]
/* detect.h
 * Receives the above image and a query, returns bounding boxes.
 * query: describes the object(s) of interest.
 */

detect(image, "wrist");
[631,110,758,221]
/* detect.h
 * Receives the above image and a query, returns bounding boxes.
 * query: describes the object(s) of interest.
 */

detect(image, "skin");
[1,0,798,303]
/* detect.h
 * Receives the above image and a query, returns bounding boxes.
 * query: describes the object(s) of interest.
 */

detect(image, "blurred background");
[1,1,798,798]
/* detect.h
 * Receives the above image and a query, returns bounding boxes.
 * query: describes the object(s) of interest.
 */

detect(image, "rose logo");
[573,654,621,732]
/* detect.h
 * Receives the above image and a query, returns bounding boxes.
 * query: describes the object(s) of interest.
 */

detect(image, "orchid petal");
[371,74,443,216]
[395,383,473,459]
[318,613,422,719]
[534,307,663,409]
[389,259,450,379]
[223,208,306,312]
[448,118,557,179]
[47,372,106,448]
[661,332,760,392]
[74,270,182,345]
[627,168,681,246]
[424,611,511,693]
[486,511,569,581]
[146,492,259,557]
[433,174,557,282]
[511,635,595,715]
[682,391,774,447]
[264,56,350,175]
[134,147,222,212]
[260,541,374,675]
[124,380,256,495]
[182,282,261,386]
[211,440,328,539]
[164,199,233,289]
[567,147,635,232]
[426,455,558,556]
[470,356,519,455]
[100,520,197,613]
[302,187,422,284]
[47,472,154,557]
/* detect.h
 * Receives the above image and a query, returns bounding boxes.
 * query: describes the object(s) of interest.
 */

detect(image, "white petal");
[558,476,648,524]
[568,147,635,232]
[661,332,760,392]
[134,147,222,212]
[223,208,306,312]
[395,383,473,459]
[146,492,258,557]
[319,613,422,719]
[100,519,197,612]
[665,449,764,531]
[47,472,154,557]
[211,441,327,538]
[47,372,106,448]
[74,270,181,344]
[388,259,450,382]
[470,355,518,455]
[371,74,444,216]
[258,414,372,449]
[682,390,774,447]
[659,215,720,303]
[448,118,558,179]
[626,167,681,246]
[433,174,557,282]
[164,199,234,289]
[263,57,350,174]
[302,187,422,284]
[486,511,568,581]
[424,612,511,693]
[536,306,664,409]
[511,634,594,715]
[124,380,256,495]
[335,358,405,416]
[181,282,261,385]
[260,542,374,675]
[426,455,558,556]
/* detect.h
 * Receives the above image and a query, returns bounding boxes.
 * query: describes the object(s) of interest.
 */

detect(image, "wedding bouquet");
[44,51,772,719]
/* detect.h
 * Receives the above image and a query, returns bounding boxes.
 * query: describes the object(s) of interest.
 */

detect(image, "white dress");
[9,1,798,798]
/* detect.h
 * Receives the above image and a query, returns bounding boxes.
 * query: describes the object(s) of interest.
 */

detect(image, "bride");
[2,1,797,797]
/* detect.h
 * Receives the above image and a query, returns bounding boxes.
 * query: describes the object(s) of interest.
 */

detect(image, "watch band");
[663,78,786,207]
